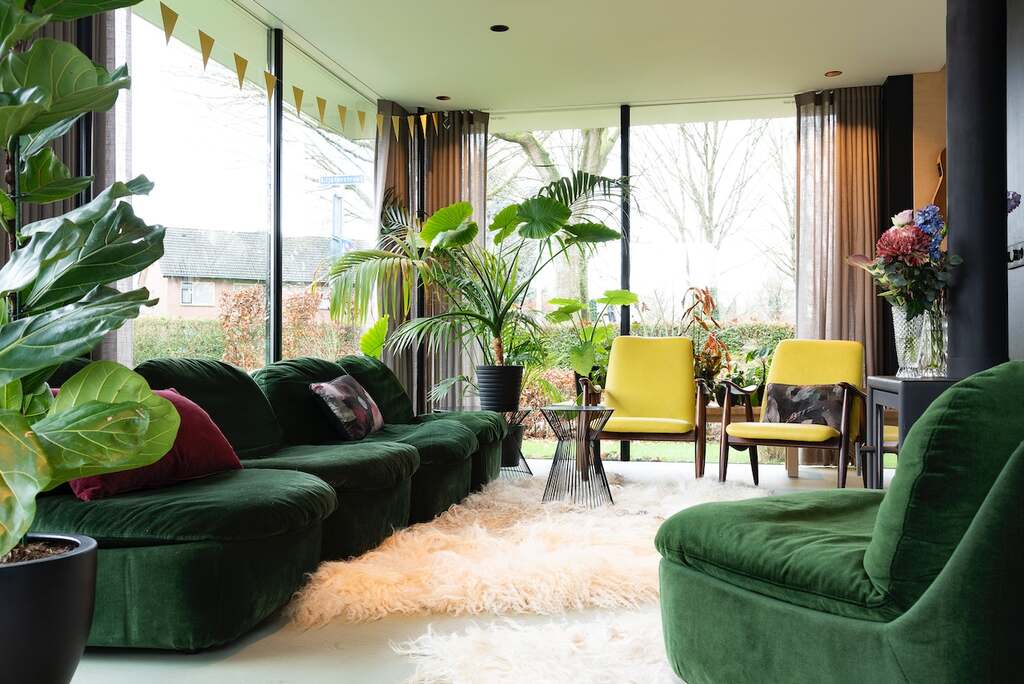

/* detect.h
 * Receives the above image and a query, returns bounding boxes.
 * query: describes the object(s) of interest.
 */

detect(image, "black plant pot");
[501,423,526,467]
[476,365,524,413]
[0,533,97,684]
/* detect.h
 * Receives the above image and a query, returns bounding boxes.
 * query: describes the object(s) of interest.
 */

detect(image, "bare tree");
[759,122,797,280]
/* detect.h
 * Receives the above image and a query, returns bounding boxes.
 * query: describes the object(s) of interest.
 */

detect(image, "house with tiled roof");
[139,227,356,320]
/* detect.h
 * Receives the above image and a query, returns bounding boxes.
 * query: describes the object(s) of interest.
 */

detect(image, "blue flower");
[913,204,945,260]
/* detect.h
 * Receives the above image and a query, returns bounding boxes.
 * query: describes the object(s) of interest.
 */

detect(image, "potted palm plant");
[0,2,178,682]
[328,173,623,412]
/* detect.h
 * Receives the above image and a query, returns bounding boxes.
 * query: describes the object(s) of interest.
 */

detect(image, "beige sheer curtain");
[374,99,417,397]
[795,86,881,464]
[422,111,489,410]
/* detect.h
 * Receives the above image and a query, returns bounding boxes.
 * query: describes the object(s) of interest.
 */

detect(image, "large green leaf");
[563,222,621,244]
[545,299,584,324]
[421,201,474,248]
[0,3,49,57]
[0,86,46,147]
[22,174,153,237]
[20,113,82,161]
[359,315,389,359]
[0,221,80,297]
[488,203,522,244]
[0,379,21,411]
[0,286,155,387]
[596,289,639,307]
[517,197,570,239]
[432,221,478,249]
[0,39,131,134]
[0,409,51,556]
[20,202,165,312]
[29,0,142,21]
[34,400,150,486]
[51,360,179,465]
[21,381,52,424]
[568,341,596,377]
[19,147,93,203]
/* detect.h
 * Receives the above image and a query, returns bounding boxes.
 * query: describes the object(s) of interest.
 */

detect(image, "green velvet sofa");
[656,361,1024,683]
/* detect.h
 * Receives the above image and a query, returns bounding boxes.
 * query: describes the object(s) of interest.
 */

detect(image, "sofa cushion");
[726,422,839,443]
[656,490,899,622]
[864,361,1024,610]
[252,357,348,445]
[361,421,477,466]
[416,410,508,444]
[604,416,693,434]
[32,469,336,545]
[242,441,419,491]
[311,375,384,440]
[337,355,415,424]
[69,389,241,501]
[135,358,283,458]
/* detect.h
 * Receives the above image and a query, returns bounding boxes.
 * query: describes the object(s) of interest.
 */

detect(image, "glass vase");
[917,302,948,378]
[891,304,925,378]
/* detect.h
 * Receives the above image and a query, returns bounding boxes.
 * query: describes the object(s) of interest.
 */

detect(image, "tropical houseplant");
[0,2,178,681]
[546,288,638,404]
[327,172,623,412]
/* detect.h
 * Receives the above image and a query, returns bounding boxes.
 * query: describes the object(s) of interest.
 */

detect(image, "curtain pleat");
[795,86,881,465]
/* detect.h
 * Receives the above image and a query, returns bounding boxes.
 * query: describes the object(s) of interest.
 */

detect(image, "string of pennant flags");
[157,1,451,140]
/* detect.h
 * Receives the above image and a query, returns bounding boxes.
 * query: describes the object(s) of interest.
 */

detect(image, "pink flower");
[876,225,931,266]
[891,209,914,226]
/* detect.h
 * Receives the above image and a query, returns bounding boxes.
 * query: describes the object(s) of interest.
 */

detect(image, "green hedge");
[133,317,225,365]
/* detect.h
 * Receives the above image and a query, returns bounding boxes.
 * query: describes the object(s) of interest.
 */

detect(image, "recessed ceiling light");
[825,70,843,78]
[490,24,509,32]
[436,95,451,101]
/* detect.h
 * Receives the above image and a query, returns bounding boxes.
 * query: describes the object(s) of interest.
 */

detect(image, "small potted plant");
[681,287,732,404]
[546,289,638,405]
[328,173,624,412]
[0,3,179,681]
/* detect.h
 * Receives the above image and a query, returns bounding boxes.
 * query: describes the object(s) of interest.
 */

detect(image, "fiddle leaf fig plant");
[0,0,179,560]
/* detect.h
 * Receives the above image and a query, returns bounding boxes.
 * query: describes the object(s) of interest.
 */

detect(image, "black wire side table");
[500,409,534,479]
[540,405,615,508]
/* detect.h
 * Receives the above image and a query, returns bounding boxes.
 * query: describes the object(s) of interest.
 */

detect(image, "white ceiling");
[245,0,946,128]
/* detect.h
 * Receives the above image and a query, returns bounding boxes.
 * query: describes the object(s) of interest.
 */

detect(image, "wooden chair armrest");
[720,379,755,396]
[838,382,867,401]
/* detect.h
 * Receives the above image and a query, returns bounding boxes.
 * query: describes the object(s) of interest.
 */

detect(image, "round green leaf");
[517,197,570,239]
[421,201,474,248]
[564,222,621,243]
[596,289,639,306]
[52,360,179,463]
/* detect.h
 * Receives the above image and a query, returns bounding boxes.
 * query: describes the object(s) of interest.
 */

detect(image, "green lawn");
[522,439,899,468]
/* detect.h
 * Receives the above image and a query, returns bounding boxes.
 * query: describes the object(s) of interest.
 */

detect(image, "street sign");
[319,174,366,187]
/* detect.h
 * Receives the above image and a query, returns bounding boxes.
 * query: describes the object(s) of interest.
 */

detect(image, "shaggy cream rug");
[395,608,680,684]
[290,472,770,627]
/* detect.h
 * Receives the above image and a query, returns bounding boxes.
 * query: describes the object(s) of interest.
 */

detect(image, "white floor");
[73,460,891,684]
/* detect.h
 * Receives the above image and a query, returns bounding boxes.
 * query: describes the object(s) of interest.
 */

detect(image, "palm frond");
[536,171,625,222]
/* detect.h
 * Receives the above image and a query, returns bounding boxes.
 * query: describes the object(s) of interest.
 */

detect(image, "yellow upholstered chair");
[594,336,706,477]
[719,339,866,487]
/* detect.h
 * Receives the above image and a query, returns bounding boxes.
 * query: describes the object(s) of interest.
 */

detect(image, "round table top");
[541,403,612,413]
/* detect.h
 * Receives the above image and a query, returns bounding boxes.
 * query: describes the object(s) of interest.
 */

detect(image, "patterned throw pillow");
[310,375,384,440]
[763,383,845,431]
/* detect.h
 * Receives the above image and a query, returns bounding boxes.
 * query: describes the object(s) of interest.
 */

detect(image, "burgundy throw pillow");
[310,375,384,440]
[69,388,241,501]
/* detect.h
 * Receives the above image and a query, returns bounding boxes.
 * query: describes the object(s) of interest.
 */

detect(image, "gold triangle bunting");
[264,72,276,101]
[337,105,348,130]
[420,114,429,135]
[431,112,439,134]
[159,2,178,44]
[407,115,417,140]
[292,86,305,115]
[391,115,401,142]
[198,31,215,69]
[233,53,248,90]
[316,97,327,124]
[359,110,368,132]
[375,113,383,136]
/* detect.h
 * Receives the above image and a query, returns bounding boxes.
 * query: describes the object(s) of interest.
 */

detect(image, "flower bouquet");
[849,205,959,377]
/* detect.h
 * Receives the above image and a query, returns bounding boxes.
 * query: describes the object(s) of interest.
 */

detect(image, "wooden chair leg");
[719,434,730,482]
[695,431,706,479]
[838,440,849,489]
[748,445,759,486]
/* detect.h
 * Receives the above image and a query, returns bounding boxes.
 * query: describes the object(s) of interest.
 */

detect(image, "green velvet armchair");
[656,361,1024,683]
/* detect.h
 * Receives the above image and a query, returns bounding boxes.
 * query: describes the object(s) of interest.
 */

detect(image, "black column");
[946,0,1008,377]
[268,29,284,363]
[619,104,630,462]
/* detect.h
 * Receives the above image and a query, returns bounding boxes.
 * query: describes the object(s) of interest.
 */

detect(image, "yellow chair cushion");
[726,422,839,443]
[603,337,696,425]
[765,339,865,387]
[603,416,694,434]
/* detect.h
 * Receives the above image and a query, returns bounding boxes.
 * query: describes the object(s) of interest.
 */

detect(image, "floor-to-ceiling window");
[281,43,375,360]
